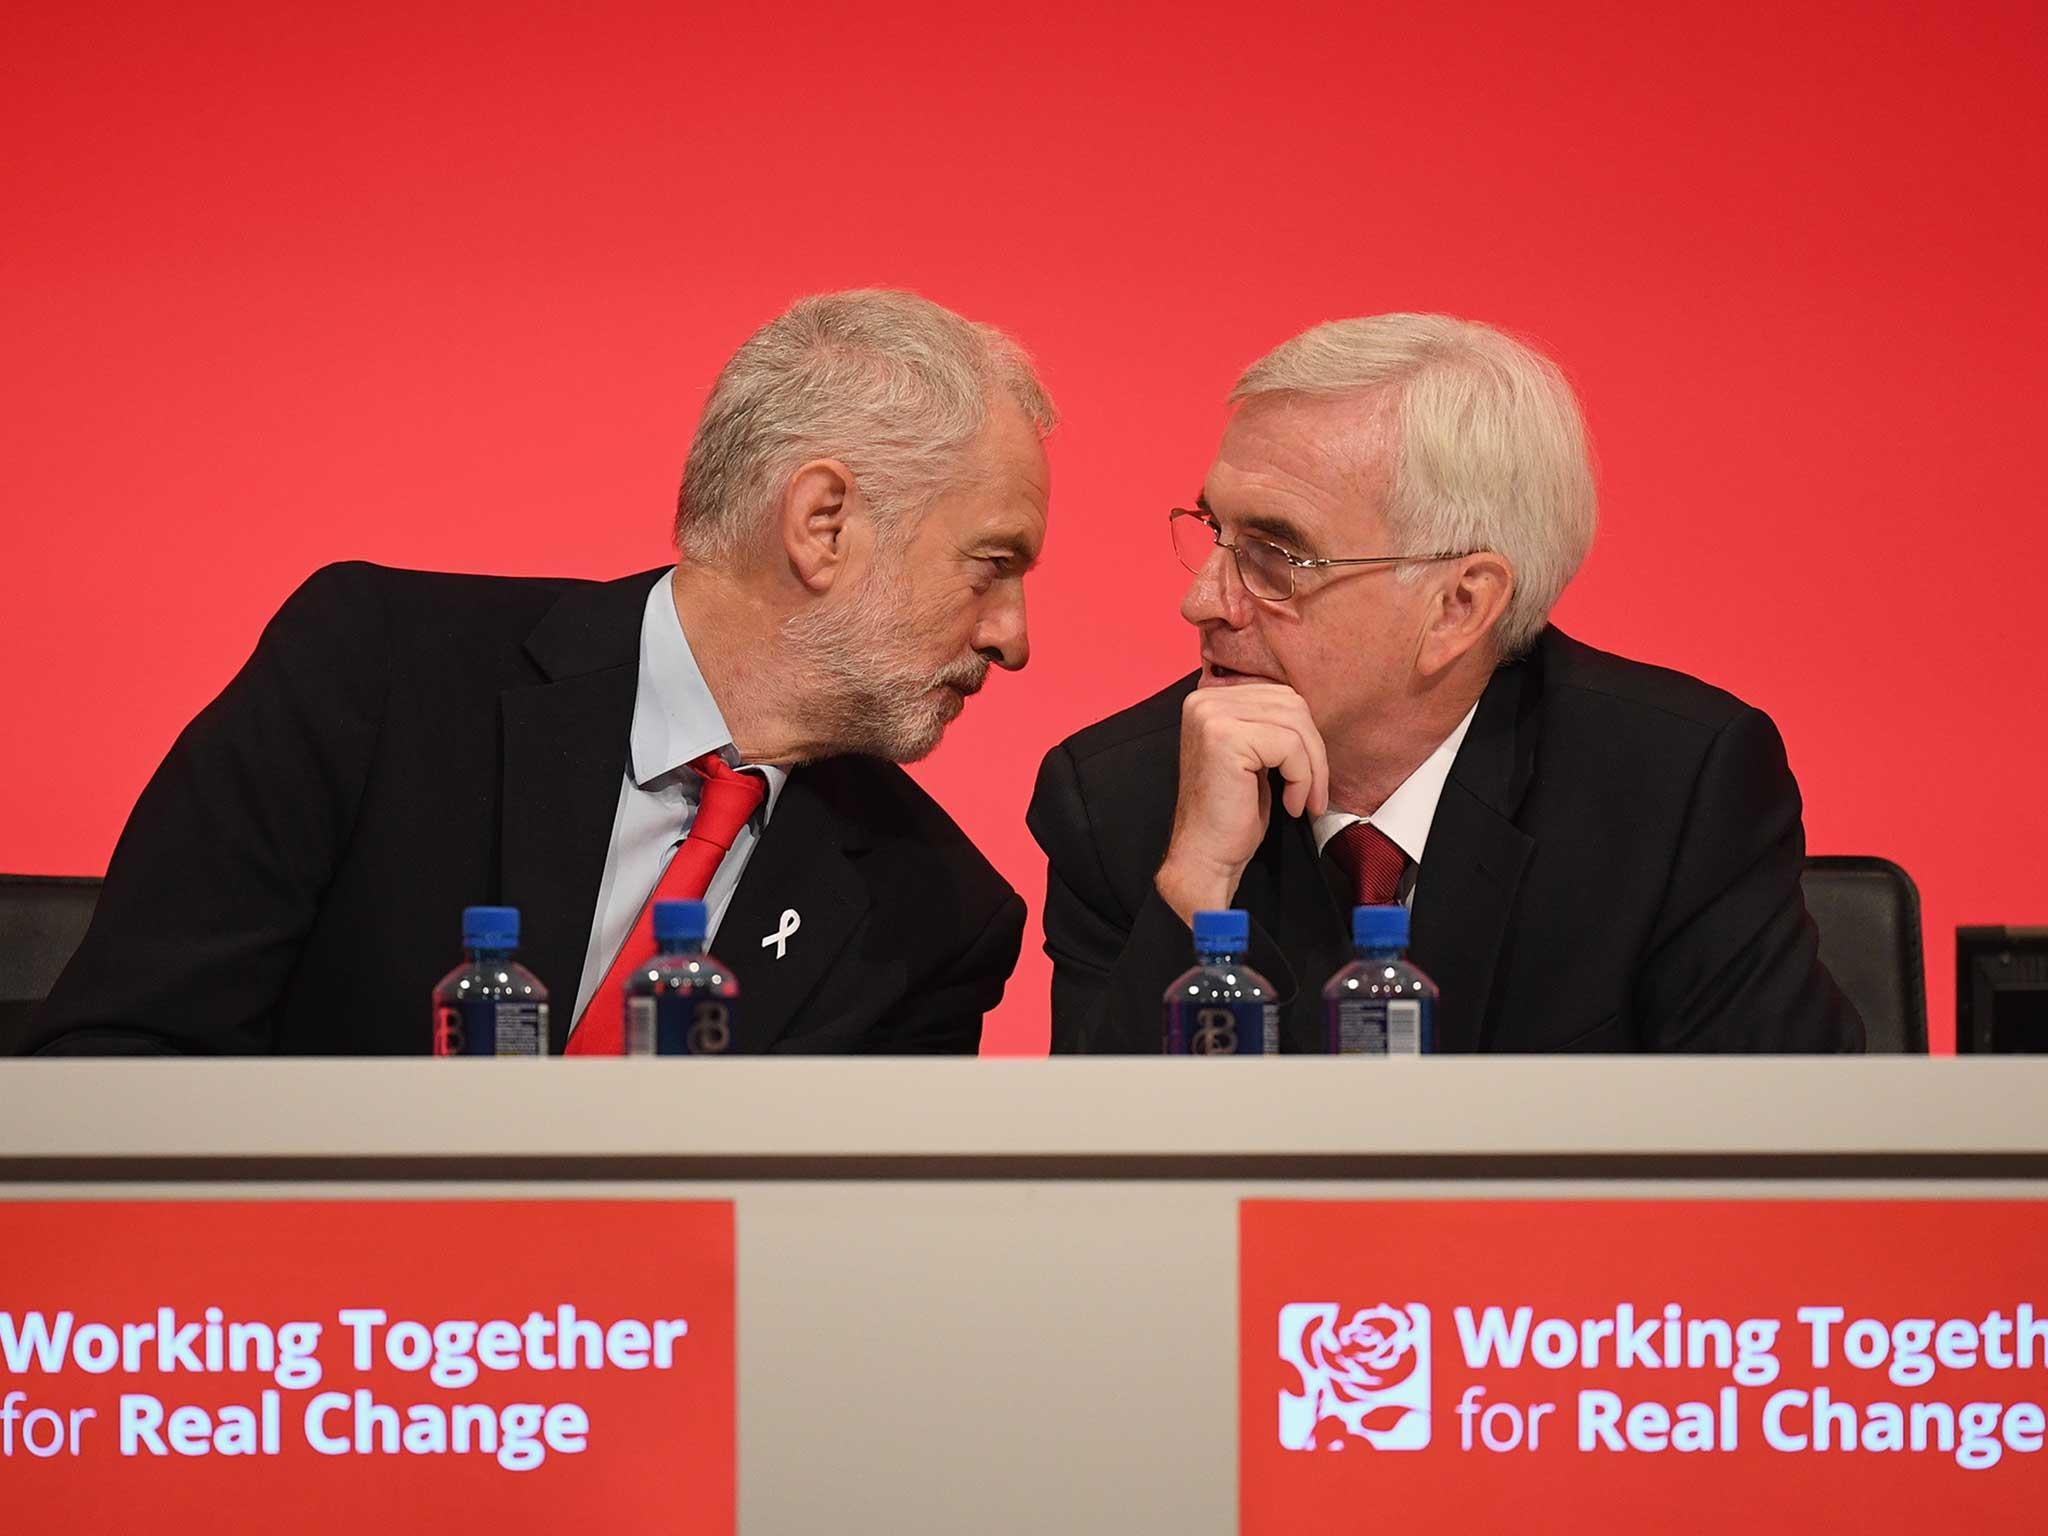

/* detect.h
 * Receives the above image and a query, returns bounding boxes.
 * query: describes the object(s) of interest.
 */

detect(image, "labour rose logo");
[1278,1302,1431,1451]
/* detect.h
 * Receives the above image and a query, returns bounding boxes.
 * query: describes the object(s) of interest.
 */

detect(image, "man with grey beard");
[19,290,1054,1056]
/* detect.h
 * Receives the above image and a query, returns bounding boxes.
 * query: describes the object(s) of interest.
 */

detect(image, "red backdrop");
[4,1,2043,1053]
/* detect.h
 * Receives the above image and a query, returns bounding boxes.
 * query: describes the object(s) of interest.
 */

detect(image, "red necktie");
[565,752,767,1055]
[1327,820,1409,908]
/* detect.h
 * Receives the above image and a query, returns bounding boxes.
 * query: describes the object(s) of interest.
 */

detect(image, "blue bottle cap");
[1192,908,1250,956]
[1353,904,1409,950]
[462,905,520,949]
[653,899,709,945]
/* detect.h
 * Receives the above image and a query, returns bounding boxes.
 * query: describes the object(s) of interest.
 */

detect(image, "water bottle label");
[1330,998,1428,1056]
[434,999,545,1057]
[1167,1001,1271,1055]
[627,994,738,1056]
[1386,999,1423,1055]
[1333,998,1388,1055]
[626,996,657,1056]
[1191,1007,1238,1054]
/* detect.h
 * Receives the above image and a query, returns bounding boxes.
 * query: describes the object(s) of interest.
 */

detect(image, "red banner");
[1,1201,733,1533]
[1241,1200,2048,1531]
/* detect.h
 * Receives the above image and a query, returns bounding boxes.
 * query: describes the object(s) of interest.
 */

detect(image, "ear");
[1417,552,1514,676]
[780,458,863,594]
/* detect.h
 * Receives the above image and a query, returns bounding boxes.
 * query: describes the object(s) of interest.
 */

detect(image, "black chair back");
[1800,856,1927,1053]
[0,874,102,1041]
[0,865,1937,1051]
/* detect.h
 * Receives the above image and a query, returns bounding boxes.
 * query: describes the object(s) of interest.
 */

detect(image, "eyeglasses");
[1168,508,1477,601]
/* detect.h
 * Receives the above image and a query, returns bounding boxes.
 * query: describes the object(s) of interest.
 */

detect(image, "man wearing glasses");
[1028,313,1861,1054]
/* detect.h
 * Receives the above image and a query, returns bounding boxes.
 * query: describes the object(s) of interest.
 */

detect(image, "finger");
[1233,721,1317,820]
[1263,701,1327,815]
[1292,705,1329,816]
[1281,776,1308,820]
[1205,692,1328,817]
[1212,696,1327,819]
[1186,681,1304,719]
[1276,729,1316,819]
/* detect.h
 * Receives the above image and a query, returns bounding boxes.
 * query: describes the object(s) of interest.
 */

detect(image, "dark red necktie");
[565,752,767,1055]
[1327,820,1409,908]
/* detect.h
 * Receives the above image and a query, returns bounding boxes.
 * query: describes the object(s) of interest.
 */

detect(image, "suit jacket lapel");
[1409,780,1533,1053]
[1409,644,1543,1053]
[500,569,666,1052]
[717,767,869,1052]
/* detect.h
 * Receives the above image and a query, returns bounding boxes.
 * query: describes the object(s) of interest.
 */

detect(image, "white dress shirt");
[568,571,787,1026]
[1310,702,1479,906]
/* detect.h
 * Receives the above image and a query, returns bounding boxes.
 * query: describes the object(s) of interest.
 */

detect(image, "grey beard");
[780,582,985,763]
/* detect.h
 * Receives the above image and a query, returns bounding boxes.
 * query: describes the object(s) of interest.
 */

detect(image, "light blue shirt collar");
[630,570,788,814]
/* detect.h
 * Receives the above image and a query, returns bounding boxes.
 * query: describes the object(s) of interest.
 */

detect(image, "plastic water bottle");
[623,899,739,1055]
[432,906,547,1056]
[1163,909,1279,1055]
[1322,904,1437,1055]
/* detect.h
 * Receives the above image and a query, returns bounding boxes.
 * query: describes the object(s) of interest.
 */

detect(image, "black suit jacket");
[1028,628,1863,1053]
[16,563,1024,1055]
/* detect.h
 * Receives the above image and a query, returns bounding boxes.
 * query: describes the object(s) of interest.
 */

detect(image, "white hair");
[1230,313,1596,657]
[676,289,1056,562]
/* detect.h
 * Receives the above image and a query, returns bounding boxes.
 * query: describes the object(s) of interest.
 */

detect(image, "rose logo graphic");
[1278,1302,1431,1451]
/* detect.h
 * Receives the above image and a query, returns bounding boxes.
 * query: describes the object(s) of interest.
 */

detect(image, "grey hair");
[676,289,1057,562]
[1230,313,1596,657]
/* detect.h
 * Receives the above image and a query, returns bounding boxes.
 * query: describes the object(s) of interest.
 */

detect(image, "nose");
[1179,542,1251,630]
[974,583,1030,672]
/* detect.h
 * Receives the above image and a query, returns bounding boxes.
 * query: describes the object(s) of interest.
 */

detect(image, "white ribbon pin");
[761,908,801,960]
